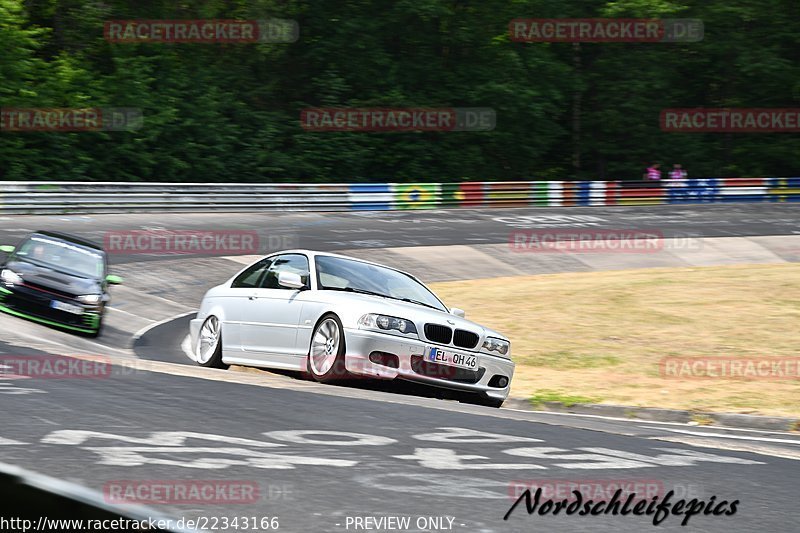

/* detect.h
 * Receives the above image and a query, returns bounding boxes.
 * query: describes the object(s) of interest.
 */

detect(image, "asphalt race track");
[3,204,800,264]
[1,203,799,532]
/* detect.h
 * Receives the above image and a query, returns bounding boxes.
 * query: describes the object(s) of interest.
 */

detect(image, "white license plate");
[426,347,478,371]
[50,300,84,315]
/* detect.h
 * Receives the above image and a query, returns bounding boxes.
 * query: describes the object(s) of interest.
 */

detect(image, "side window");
[261,254,310,290]
[231,258,272,288]
[15,238,38,260]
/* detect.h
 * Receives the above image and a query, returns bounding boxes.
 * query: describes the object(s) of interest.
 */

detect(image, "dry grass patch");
[430,263,800,418]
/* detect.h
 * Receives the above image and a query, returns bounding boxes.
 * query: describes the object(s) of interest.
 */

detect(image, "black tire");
[306,314,347,383]
[196,315,228,369]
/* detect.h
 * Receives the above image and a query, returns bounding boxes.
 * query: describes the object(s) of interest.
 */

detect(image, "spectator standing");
[645,163,661,181]
[669,163,687,186]
[668,163,689,201]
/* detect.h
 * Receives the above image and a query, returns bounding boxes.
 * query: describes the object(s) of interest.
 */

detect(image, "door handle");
[248,295,257,300]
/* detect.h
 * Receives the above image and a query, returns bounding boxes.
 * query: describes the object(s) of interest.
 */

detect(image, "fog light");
[488,375,509,388]
[369,351,399,369]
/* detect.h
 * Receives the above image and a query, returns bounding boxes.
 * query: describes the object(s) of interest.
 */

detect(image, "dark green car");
[0,231,123,337]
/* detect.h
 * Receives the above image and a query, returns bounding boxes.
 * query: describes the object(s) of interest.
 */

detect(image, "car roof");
[31,231,105,252]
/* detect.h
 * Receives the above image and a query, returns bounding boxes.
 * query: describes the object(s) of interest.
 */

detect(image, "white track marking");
[265,431,396,446]
[502,407,697,428]
[642,426,800,445]
[644,424,800,436]
[113,287,193,313]
[42,430,285,447]
[393,448,547,470]
[651,436,800,461]
[107,306,156,322]
[413,427,542,444]
[0,437,28,445]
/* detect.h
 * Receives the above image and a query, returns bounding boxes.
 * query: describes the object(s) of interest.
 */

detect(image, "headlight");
[358,313,418,335]
[483,337,510,356]
[0,269,22,285]
[76,294,101,305]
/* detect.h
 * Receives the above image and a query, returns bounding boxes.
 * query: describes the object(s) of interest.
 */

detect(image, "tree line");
[1,0,798,182]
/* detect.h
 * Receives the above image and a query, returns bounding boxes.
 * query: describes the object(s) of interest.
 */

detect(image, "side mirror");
[0,245,14,254]
[105,274,124,285]
[450,307,466,318]
[278,271,304,290]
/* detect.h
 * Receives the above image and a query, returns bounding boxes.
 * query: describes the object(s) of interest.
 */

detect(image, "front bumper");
[0,284,101,334]
[343,328,514,400]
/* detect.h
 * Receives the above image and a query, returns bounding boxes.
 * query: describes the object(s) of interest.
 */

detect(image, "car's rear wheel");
[307,314,347,382]
[196,315,228,369]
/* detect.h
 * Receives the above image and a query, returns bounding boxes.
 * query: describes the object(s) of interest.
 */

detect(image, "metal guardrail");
[0,178,798,213]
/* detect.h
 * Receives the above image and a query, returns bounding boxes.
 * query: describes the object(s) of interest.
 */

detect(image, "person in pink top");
[644,163,661,181]
[669,163,687,186]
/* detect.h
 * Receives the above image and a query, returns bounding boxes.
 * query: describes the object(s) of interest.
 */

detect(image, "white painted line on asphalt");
[651,436,800,461]
[0,437,28,445]
[502,407,700,428]
[503,408,800,436]
[647,424,800,437]
[131,310,195,344]
[135,291,195,310]
[107,306,156,322]
[643,426,800,445]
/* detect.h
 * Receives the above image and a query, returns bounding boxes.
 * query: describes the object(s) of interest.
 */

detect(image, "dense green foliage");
[1,0,798,182]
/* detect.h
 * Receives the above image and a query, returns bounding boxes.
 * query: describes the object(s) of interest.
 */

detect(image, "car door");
[222,257,274,352]
[239,253,310,368]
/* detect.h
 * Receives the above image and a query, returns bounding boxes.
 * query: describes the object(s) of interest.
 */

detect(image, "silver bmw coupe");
[189,250,514,407]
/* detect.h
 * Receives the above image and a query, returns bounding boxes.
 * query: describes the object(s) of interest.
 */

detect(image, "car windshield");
[315,255,447,312]
[15,236,105,278]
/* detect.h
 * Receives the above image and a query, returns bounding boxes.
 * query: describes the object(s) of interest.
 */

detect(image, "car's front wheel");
[196,315,228,369]
[307,314,347,383]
